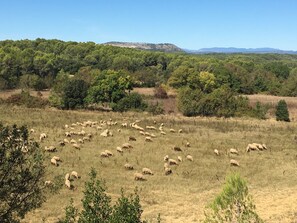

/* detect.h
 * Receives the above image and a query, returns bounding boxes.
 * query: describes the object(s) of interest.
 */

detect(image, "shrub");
[203,173,263,223]
[275,99,290,122]
[112,93,147,112]
[147,101,165,115]
[154,85,168,99]
[59,169,144,223]
[0,124,46,222]
[5,91,48,108]
[62,79,89,109]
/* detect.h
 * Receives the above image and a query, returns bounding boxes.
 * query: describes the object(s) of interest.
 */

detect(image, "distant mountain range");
[186,47,297,54]
[103,41,297,54]
[104,42,183,53]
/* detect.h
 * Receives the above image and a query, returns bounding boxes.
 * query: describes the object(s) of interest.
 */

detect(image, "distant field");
[1,105,297,222]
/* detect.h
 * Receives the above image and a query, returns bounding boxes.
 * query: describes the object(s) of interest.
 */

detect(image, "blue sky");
[1,0,297,50]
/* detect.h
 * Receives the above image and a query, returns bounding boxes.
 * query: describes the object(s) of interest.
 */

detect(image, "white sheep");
[160,131,166,135]
[145,136,153,142]
[142,167,154,175]
[65,179,71,189]
[44,180,52,186]
[139,131,145,135]
[78,139,84,144]
[64,138,70,144]
[105,150,113,157]
[30,128,35,133]
[214,149,220,156]
[100,152,109,157]
[71,171,80,179]
[122,143,133,149]
[169,129,176,133]
[168,159,178,165]
[186,155,193,162]
[45,146,56,152]
[164,162,169,169]
[177,156,182,162]
[246,143,258,152]
[163,155,169,162]
[178,129,183,133]
[65,132,71,137]
[70,139,77,144]
[52,156,62,162]
[39,133,47,142]
[134,173,146,181]
[65,173,70,181]
[230,159,240,167]
[164,167,172,175]
[124,163,134,170]
[229,148,239,155]
[116,147,123,153]
[72,143,81,150]
[186,142,190,147]
[50,158,58,166]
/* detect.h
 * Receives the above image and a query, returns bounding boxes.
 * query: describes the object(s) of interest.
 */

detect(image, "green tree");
[0,124,46,223]
[19,74,39,90]
[275,100,290,122]
[79,169,112,223]
[204,173,263,223]
[63,79,89,109]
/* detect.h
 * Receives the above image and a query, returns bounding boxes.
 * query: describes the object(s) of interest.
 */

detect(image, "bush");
[112,93,147,112]
[59,169,143,223]
[146,101,165,115]
[62,79,89,109]
[203,173,263,223]
[251,101,269,120]
[154,85,168,99]
[0,124,46,222]
[5,91,48,108]
[275,99,290,122]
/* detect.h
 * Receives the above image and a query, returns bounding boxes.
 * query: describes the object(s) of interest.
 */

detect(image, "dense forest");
[0,39,297,117]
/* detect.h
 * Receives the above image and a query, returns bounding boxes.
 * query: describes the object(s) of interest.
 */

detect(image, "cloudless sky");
[1,0,297,50]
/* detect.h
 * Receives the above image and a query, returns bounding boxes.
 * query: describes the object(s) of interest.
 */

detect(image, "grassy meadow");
[1,104,297,222]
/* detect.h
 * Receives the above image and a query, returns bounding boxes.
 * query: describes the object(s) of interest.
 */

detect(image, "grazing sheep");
[146,126,157,130]
[168,159,178,165]
[163,155,169,162]
[262,144,267,150]
[72,144,81,150]
[116,146,123,153]
[65,179,71,189]
[129,136,136,141]
[160,131,166,135]
[30,128,35,133]
[159,126,163,131]
[87,133,92,139]
[164,162,169,169]
[59,141,66,146]
[150,133,156,138]
[134,173,146,181]
[44,180,52,186]
[39,133,47,142]
[230,159,240,167]
[186,155,193,162]
[139,131,145,135]
[145,136,152,142]
[229,148,239,155]
[178,129,183,133]
[71,171,80,179]
[124,163,134,170]
[83,136,90,142]
[169,129,176,133]
[177,156,183,162]
[121,123,128,127]
[65,173,70,181]
[100,152,109,157]
[142,168,154,175]
[122,143,133,149]
[100,129,113,137]
[186,142,190,147]
[214,149,220,156]
[52,156,61,162]
[51,158,59,166]
[144,132,151,136]
[78,139,84,144]
[97,126,103,130]
[246,143,258,152]
[45,146,57,152]
[164,167,172,175]
[65,132,71,137]
[173,146,182,152]
[64,124,69,129]
[63,138,70,144]
[105,150,113,157]
[70,139,77,144]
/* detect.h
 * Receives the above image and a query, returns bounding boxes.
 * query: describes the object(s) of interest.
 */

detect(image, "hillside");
[104,41,184,52]
[1,105,296,222]
[187,47,297,54]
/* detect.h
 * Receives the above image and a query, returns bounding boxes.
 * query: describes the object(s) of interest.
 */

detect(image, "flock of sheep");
[32,118,268,189]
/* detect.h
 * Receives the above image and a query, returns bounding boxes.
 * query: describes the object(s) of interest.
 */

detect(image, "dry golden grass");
[1,105,297,223]
[0,89,50,99]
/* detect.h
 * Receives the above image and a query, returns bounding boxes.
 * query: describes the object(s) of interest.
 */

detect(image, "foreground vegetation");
[0,105,297,222]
